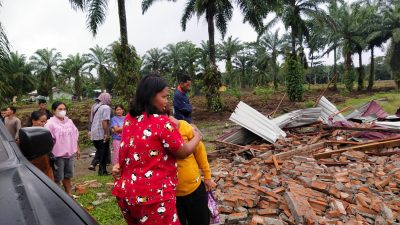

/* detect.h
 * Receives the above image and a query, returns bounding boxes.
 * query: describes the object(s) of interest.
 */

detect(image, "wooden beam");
[313,139,400,159]
[274,142,326,160]
[213,140,262,152]
[323,126,400,134]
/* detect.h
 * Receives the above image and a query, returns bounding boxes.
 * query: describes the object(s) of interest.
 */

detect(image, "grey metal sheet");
[230,101,286,143]
[317,96,346,124]
[272,108,322,128]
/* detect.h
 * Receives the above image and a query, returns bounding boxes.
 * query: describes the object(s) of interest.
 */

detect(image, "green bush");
[304,99,314,108]
[254,86,273,102]
[283,54,304,101]
[226,87,242,101]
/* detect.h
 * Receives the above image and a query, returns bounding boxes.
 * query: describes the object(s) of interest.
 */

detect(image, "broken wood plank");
[274,142,325,160]
[313,139,400,159]
[323,126,400,134]
[213,140,262,152]
[325,140,364,145]
[272,155,280,171]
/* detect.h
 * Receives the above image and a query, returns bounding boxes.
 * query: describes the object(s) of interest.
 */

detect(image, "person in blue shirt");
[174,75,193,123]
[110,104,125,165]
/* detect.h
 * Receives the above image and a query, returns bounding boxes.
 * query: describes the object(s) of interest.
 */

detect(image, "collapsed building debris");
[211,97,400,224]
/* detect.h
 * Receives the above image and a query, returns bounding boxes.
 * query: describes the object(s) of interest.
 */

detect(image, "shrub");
[226,87,242,101]
[283,54,304,101]
[254,86,273,102]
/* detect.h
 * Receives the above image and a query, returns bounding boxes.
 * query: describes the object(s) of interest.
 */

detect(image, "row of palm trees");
[67,0,400,108]
[1,1,400,105]
[0,45,118,103]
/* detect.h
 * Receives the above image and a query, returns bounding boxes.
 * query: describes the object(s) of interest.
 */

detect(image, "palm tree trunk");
[333,47,338,90]
[367,47,374,91]
[273,56,278,90]
[117,0,128,52]
[204,2,222,111]
[207,7,216,66]
[357,50,364,91]
[291,29,296,56]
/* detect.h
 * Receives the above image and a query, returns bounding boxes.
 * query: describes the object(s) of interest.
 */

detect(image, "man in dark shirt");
[37,99,53,119]
[173,75,193,123]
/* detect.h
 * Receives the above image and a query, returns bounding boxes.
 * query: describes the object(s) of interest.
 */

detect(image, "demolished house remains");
[210,98,400,224]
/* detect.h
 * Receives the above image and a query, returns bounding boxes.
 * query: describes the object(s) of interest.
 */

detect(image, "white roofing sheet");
[272,108,322,128]
[317,96,346,124]
[229,101,286,143]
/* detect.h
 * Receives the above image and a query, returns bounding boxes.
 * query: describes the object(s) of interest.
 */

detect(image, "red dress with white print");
[112,112,184,225]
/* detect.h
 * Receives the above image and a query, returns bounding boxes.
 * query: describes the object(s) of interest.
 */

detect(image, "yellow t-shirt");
[176,120,211,197]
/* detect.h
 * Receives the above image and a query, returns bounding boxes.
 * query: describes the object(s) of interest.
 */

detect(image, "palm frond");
[181,0,197,31]
[87,0,108,36]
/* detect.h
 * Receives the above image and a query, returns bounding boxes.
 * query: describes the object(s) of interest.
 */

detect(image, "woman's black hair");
[129,74,167,117]
[51,101,66,111]
[114,104,124,111]
[30,111,46,123]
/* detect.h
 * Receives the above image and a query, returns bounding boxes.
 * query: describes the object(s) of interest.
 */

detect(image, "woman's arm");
[170,129,202,159]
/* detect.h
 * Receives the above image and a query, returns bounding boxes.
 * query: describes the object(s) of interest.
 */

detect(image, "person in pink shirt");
[45,101,80,196]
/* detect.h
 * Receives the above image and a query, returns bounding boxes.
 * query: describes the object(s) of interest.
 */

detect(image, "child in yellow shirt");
[169,117,216,225]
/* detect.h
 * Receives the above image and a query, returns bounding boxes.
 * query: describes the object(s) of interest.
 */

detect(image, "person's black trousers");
[176,182,210,225]
[92,140,110,175]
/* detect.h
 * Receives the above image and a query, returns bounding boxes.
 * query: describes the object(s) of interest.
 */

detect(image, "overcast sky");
[0,0,386,67]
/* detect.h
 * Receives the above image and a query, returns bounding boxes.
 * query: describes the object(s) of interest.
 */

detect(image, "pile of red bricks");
[211,138,400,224]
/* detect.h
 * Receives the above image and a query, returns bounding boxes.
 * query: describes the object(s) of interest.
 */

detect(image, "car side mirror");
[19,127,54,160]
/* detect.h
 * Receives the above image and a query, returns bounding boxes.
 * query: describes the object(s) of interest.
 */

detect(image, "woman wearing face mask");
[44,101,80,196]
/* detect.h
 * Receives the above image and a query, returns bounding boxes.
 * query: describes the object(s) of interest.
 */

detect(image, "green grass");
[74,175,125,225]
[338,90,400,115]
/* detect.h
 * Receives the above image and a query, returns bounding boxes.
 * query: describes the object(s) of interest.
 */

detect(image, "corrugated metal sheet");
[346,101,389,120]
[317,96,346,124]
[375,121,400,129]
[219,128,259,145]
[272,108,322,128]
[230,101,286,143]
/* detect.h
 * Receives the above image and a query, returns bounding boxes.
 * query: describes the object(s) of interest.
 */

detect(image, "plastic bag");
[207,191,220,224]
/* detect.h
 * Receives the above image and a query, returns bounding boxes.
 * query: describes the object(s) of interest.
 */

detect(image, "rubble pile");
[211,144,400,224]
[210,98,400,224]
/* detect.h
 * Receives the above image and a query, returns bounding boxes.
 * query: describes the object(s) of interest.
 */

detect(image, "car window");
[0,140,10,163]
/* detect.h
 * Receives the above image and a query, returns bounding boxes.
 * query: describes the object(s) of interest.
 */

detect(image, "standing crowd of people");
[0,74,217,225]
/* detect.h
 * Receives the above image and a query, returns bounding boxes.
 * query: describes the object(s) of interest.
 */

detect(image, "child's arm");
[193,141,216,191]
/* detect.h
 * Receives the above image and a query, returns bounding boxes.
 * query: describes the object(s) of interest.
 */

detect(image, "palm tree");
[142,48,167,75]
[142,0,271,111]
[316,2,343,90]
[69,0,128,51]
[198,40,210,70]
[88,45,114,92]
[218,36,242,81]
[384,1,400,88]
[61,54,91,99]
[0,2,9,59]
[180,41,200,78]
[324,2,361,92]
[275,0,328,56]
[69,0,132,92]
[164,42,184,82]
[259,29,284,89]
[0,52,35,98]
[30,48,62,97]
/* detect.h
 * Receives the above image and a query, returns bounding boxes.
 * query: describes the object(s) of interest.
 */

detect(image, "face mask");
[57,110,66,118]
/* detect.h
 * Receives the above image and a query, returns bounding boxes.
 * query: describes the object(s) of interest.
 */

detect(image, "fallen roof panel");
[317,96,346,124]
[230,101,286,143]
[272,108,322,128]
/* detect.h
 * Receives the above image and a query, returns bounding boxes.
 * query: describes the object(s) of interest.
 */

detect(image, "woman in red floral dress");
[112,75,202,225]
